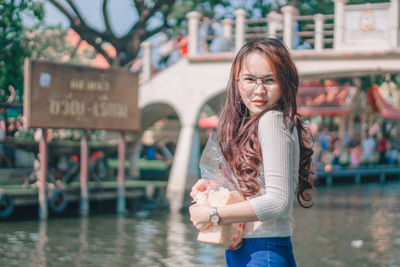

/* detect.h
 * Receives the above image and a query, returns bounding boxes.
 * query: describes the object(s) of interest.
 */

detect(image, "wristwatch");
[209,206,220,225]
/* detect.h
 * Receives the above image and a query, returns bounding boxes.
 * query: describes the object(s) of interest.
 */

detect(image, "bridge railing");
[139,0,399,82]
[186,7,336,54]
[294,14,335,50]
[184,0,400,56]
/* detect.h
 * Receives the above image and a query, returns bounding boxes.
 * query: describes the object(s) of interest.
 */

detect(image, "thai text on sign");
[24,59,140,131]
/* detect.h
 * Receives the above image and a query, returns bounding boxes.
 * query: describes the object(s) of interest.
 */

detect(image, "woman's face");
[237,52,281,116]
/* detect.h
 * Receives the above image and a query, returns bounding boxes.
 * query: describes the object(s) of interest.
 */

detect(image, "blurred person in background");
[378,132,388,165]
[350,140,362,168]
[362,133,375,166]
[200,16,215,53]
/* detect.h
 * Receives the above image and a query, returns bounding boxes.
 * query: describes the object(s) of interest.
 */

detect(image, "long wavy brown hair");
[217,38,314,208]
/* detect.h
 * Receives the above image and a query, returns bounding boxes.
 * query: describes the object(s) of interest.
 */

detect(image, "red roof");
[368,84,400,120]
[65,30,115,69]
[296,86,355,116]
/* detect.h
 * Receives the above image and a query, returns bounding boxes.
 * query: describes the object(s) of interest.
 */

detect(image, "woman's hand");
[190,179,207,200]
[190,178,219,201]
[189,201,212,231]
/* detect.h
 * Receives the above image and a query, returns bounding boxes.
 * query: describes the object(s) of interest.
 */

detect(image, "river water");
[1,183,400,267]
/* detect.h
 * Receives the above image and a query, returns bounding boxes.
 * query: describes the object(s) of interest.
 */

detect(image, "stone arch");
[140,101,182,131]
[200,90,225,116]
[129,102,181,179]
[195,90,224,128]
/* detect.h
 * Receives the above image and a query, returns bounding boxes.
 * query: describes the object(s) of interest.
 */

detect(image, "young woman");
[189,38,314,266]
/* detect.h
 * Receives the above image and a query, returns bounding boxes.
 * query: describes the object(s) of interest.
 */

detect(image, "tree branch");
[86,40,113,65]
[143,1,173,40]
[102,0,113,34]
[123,0,145,39]
[70,37,82,59]
[140,0,173,24]
[133,0,144,13]
[70,25,113,65]
[124,0,175,39]
[47,0,75,23]
[143,25,166,40]
[65,0,87,26]
[49,0,111,42]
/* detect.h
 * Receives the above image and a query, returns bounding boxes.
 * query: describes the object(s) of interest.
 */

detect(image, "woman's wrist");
[216,201,258,225]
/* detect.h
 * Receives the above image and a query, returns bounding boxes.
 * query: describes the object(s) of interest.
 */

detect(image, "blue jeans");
[225,237,297,267]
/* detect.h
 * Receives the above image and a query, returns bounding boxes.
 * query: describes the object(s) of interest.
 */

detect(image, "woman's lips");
[252,100,266,106]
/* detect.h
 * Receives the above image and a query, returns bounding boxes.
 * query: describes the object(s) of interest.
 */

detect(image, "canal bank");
[0,180,168,220]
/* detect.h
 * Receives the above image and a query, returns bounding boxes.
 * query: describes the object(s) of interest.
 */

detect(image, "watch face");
[210,214,219,224]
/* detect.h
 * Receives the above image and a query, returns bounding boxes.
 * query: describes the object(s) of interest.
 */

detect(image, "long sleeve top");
[245,110,300,238]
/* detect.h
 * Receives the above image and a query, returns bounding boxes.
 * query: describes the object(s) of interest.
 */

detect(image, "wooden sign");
[24,59,140,131]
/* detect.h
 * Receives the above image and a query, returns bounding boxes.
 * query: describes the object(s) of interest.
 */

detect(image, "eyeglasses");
[237,74,276,92]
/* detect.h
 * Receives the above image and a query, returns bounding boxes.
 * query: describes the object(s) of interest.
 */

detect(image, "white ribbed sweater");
[245,110,299,238]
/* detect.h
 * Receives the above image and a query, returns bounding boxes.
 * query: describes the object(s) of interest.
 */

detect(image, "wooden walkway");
[316,166,400,186]
[0,180,168,219]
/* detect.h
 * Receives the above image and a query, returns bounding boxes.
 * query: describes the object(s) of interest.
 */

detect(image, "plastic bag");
[194,133,245,250]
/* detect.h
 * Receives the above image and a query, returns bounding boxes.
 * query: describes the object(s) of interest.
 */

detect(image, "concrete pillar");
[282,5,298,50]
[38,129,48,219]
[221,18,234,51]
[129,135,142,178]
[333,0,348,50]
[267,11,282,39]
[117,131,126,214]
[140,41,152,83]
[314,14,325,51]
[167,124,200,212]
[80,130,89,217]
[389,0,399,48]
[235,9,248,52]
[186,11,201,57]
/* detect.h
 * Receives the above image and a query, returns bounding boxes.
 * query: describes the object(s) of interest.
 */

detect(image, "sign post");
[80,130,89,216]
[24,59,140,218]
[38,128,48,219]
[117,131,126,214]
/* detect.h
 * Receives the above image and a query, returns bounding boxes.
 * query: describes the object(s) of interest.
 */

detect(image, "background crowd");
[312,122,400,170]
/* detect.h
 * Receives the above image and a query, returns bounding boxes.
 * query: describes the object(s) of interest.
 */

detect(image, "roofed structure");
[297,86,357,117]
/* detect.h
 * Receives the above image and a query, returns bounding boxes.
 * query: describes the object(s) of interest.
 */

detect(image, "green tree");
[0,0,44,103]
[28,25,96,64]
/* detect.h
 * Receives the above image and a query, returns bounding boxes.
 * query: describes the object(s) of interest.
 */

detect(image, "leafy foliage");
[0,0,44,103]
[28,25,96,64]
